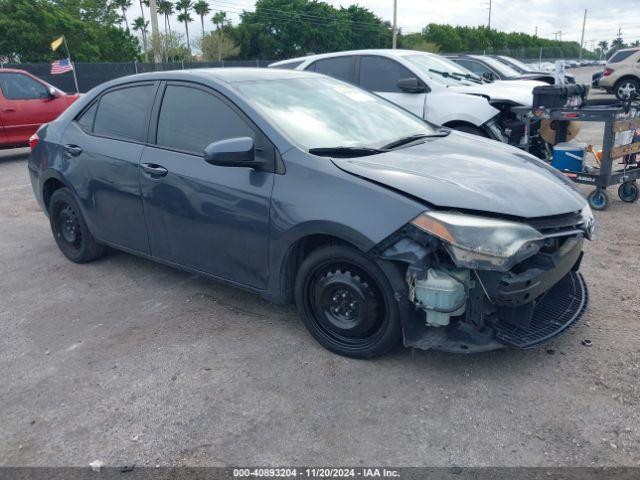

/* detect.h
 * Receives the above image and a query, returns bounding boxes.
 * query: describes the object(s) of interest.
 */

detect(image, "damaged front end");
[375,208,595,353]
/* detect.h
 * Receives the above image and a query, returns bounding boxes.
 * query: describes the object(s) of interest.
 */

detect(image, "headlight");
[411,211,544,271]
[580,205,596,240]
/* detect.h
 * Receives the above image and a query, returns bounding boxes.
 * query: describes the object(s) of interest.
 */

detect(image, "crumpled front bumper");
[401,236,588,353]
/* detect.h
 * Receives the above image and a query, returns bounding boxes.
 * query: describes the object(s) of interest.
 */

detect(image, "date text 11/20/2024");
[233,468,400,478]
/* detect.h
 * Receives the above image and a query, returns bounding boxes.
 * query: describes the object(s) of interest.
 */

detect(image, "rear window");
[93,84,155,142]
[608,49,639,63]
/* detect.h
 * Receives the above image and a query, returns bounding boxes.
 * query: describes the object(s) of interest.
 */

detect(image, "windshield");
[498,56,531,72]
[402,54,477,85]
[237,76,436,151]
[474,56,521,78]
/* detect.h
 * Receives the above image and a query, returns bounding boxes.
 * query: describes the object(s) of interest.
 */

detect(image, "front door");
[61,82,157,253]
[357,55,427,117]
[139,83,274,289]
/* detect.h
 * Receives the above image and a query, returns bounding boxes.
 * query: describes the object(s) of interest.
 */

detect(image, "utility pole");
[579,9,587,60]
[148,0,161,64]
[392,0,398,49]
[487,0,492,29]
[534,26,538,37]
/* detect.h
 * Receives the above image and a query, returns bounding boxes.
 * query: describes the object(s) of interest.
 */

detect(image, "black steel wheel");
[618,181,639,203]
[49,188,106,263]
[294,245,401,358]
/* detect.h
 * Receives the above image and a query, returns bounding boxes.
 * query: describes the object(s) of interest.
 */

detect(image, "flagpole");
[62,36,80,94]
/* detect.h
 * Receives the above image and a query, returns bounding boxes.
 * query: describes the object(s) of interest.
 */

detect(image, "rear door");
[0,71,65,145]
[139,82,274,288]
[62,82,157,253]
[356,55,426,117]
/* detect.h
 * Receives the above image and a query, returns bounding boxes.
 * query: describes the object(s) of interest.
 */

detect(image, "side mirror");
[482,72,495,82]
[48,86,57,98]
[204,137,266,169]
[397,77,427,93]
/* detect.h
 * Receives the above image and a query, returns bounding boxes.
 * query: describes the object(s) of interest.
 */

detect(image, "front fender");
[425,92,499,126]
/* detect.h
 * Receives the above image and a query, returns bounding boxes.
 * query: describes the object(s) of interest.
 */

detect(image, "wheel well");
[615,75,640,87]
[443,121,487,136]
[42,178,65,212]
[280,234,358,304]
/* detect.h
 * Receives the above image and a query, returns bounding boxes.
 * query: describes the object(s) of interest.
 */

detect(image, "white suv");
[270,49,544,147]
[598,48,640,100]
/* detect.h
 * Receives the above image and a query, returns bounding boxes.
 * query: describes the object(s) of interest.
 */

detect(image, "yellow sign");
[51,36,64,51]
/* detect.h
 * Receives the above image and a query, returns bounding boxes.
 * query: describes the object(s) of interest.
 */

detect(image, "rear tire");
[49,188,106,263]
[294,245,401,359]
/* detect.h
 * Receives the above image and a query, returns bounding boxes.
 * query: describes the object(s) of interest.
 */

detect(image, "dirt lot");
[1,66,639,468]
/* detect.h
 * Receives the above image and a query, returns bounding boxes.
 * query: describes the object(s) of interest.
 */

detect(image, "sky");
[127,0,640,48]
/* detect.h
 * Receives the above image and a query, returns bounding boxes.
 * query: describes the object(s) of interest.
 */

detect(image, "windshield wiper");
[308,146,386,158]
[381,131,450,150]
[448,72,482,84]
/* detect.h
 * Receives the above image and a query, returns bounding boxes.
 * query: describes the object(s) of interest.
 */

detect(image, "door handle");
[64,144,83,156]
[2,107,15,113]
[141,163,168,178]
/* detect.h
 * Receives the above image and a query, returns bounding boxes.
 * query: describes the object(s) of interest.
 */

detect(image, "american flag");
[51,58,73,74]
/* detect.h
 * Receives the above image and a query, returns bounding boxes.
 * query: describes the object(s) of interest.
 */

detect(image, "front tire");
[49,188,106,263]
[294,245,401,359]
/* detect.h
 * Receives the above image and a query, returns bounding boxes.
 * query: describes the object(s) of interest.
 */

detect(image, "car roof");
[0,68,31,74]
[104,67,318,86]
[269,49,438,66]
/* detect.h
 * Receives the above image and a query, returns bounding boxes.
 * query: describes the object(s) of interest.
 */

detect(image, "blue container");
[552,142,585,172]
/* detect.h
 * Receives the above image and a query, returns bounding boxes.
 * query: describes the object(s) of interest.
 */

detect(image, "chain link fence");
[0,60,276,93]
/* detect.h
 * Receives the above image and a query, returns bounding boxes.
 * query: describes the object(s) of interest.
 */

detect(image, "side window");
[608,49,638,63]
[358,56,415,93]
[93,84,155,142]
[156,85,253,154]
[0,73,49,100]
[457,59,492,76]
[309,57,354,82]
[76,102,98,132]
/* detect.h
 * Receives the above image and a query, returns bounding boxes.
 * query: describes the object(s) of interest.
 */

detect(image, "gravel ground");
[1,66,639,468]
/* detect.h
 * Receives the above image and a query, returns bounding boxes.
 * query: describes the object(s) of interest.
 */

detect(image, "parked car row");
[270,49,547,149]
[28,67,594,358]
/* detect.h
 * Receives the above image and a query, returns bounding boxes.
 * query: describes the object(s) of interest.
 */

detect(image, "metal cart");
[529,101,640,211]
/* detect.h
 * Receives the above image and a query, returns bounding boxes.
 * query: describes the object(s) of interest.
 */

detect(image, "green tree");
[113,0,132,34]
[340,5,391,50]
[0,0,138,62]
[211,11,230,61]
[193,0,210,42]
[132,16,149,61]
[199,31,239,61]
[175,0,194,56]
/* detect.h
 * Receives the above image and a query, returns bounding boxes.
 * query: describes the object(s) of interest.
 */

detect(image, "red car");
[0,68,79,149]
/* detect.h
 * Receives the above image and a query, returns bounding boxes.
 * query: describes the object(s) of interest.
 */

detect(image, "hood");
[449,79,544,106]
[332,132,586,219]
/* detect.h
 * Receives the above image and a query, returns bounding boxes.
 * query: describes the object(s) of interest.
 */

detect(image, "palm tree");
[211,11,227,61]
[113,0,132,34]
[193,0,210,42]
[157,0,174,61]
[132,16,150,61]
[175,0,194,56]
